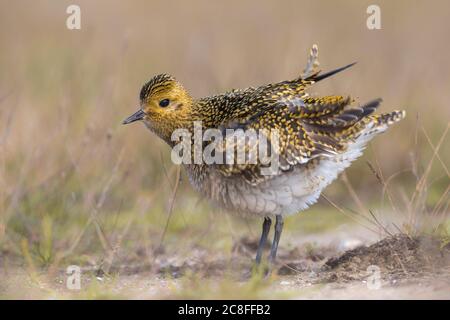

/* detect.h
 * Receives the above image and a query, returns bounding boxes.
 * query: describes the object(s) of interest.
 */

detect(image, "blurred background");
[0,0,448,298]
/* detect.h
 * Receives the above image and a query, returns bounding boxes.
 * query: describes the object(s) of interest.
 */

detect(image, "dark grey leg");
[255,217,271,265]
[268,215,284,265]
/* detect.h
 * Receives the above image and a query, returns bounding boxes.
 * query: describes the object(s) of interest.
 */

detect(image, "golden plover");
[123,46,405,269]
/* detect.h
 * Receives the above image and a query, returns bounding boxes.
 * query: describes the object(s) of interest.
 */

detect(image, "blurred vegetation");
[0,0,448,298]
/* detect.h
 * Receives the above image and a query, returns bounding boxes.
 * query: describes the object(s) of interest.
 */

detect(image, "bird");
[123,46,405,272]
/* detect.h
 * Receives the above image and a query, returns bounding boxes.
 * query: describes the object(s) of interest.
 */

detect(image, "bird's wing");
[202,62,363,185]
[210,94,383,186]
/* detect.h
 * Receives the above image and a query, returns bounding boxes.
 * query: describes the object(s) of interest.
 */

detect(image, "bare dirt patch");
[90,234,450,286]
[321,234,450,284]
[1,234,449,299]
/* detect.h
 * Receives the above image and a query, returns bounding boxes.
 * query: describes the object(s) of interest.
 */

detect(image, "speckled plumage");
[130,64,405,216]
[123,46,406,268]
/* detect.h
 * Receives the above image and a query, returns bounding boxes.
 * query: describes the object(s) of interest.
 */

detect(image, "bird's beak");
[122,109,145,125]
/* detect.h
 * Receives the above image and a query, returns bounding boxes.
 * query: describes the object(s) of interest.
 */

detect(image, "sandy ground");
[1,231,449,299]
[2,269,449,300]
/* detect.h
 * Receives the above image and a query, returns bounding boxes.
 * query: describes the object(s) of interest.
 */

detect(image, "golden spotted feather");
[193,64,405,185]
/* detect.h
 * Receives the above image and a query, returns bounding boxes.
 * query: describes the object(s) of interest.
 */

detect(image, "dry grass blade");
[420,124,449,178]
[411,124,448,206]
[341,172,369,216]
[368,209,393,237]
[321,194,379,235]
[156,164,182,254]
[63,148,125,258]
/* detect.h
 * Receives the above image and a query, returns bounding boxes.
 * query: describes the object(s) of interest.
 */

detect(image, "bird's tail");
[356,109,406,140]
[368,110,406,132]
[344,109,406,154]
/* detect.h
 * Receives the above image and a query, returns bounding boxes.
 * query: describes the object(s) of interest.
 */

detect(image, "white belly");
[195,122,386,217]
[233,156,346,217]
[227,123,382,217]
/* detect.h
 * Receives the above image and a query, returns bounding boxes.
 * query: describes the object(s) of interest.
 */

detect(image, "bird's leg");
[268,215,284,267]
[255,217,272,266]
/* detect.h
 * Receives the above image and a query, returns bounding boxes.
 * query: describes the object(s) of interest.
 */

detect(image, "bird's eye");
[159,99,170,107]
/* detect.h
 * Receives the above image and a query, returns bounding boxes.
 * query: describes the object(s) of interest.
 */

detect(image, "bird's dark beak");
[122,109,145,125]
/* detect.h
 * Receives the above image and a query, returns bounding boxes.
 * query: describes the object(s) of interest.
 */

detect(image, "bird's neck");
[190,97,237,129]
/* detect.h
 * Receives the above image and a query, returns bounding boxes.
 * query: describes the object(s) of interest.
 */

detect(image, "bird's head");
[123,74,194,143]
